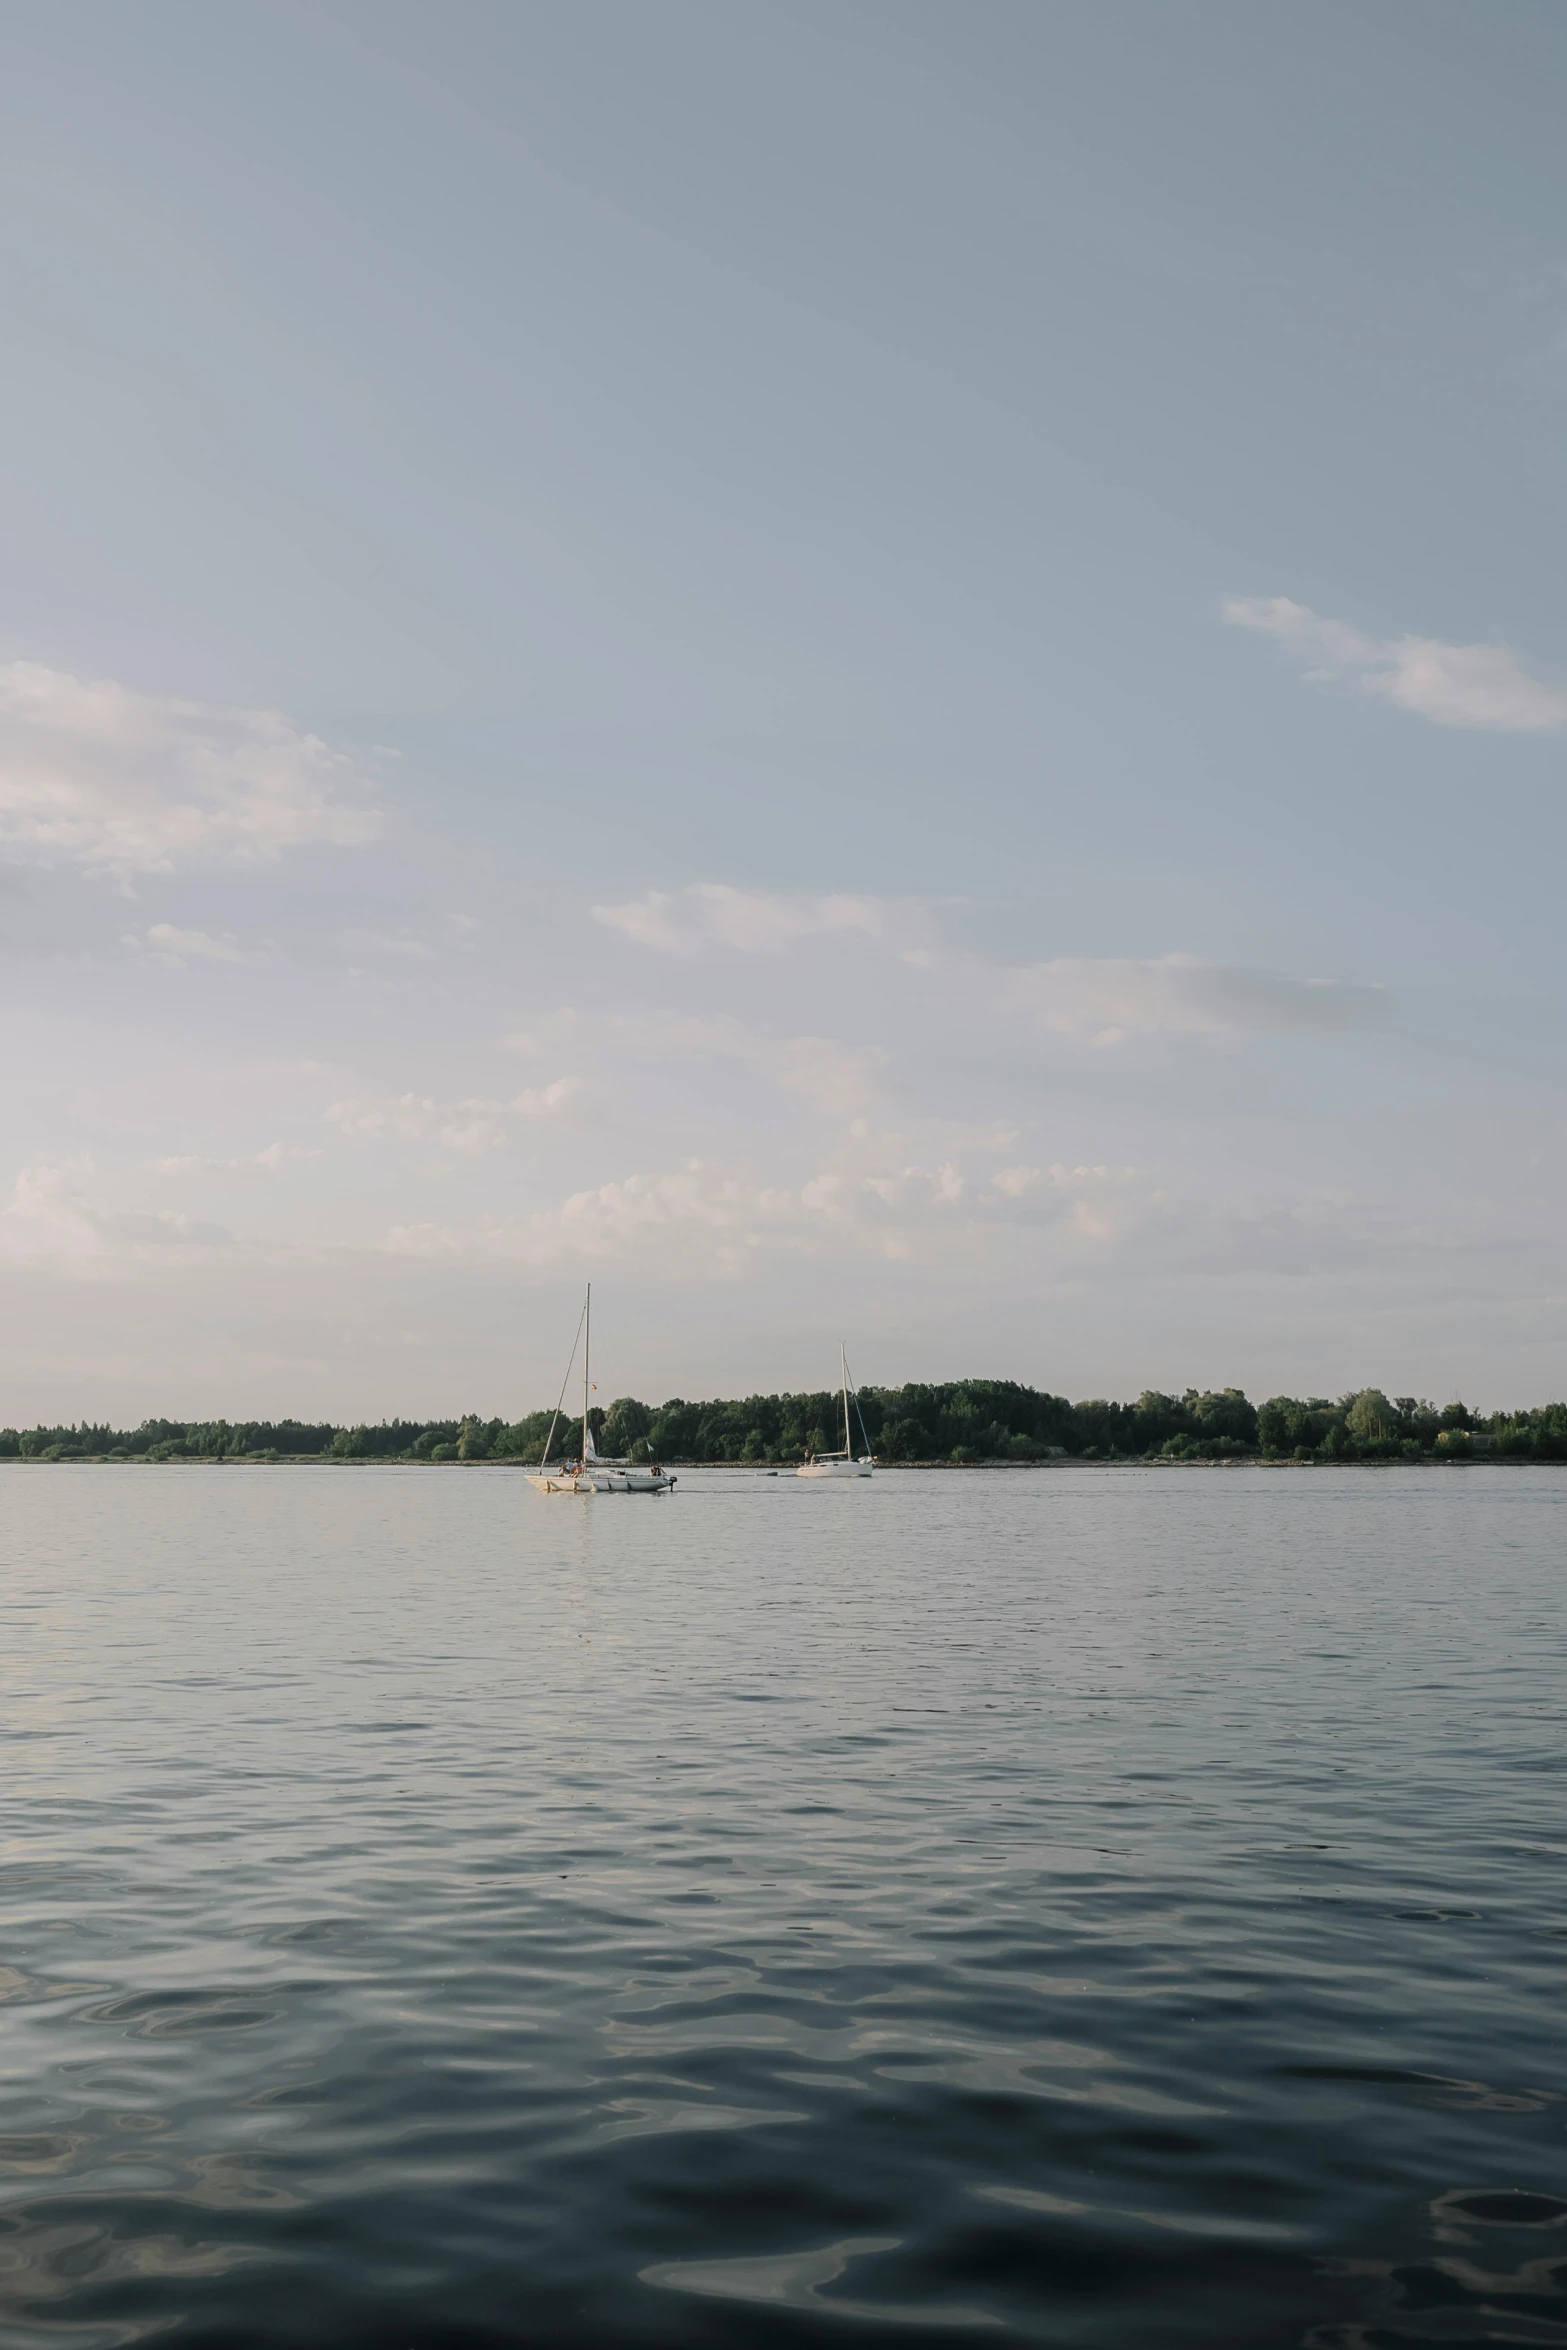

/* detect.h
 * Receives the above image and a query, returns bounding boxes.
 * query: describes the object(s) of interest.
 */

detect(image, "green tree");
[600,1396,650,1454]
[1345,1389,1396,1445]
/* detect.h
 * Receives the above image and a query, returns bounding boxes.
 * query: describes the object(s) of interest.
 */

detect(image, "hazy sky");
[5,0,1567,1421]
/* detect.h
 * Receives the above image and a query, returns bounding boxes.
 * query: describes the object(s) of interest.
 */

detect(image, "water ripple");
[3,1462,1567,2345]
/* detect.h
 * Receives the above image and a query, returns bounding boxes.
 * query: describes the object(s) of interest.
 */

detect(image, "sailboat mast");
[583,1283,591,1460]
[537,1286,589,1472]
[841,1340,851,1457]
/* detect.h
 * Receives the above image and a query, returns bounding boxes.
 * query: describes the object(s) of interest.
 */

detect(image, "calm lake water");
[3,1463,1566,2349]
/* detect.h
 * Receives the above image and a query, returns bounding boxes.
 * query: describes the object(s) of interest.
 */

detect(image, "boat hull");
[796,1460,873,1478]
[528,1469,676,1494]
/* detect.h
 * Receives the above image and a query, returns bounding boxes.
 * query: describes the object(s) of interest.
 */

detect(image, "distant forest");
[4,1382,1566,1464]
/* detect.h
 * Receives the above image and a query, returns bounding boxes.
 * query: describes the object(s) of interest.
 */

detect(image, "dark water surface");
[3,1463,1566,2349]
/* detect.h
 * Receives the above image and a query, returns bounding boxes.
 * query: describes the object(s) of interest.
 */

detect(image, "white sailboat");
[527,1284,677,1494]
[797,1343,875,1477]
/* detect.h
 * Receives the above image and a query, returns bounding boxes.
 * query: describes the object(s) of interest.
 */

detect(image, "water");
[3,1463,1566,2349]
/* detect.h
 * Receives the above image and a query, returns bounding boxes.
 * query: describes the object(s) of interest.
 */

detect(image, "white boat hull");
[796,1459,873,1478]
[528,1468,676,1494]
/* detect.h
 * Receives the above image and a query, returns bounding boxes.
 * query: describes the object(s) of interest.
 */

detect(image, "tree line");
[2,1382,1565,1464]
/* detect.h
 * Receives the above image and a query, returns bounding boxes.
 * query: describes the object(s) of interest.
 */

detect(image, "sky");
[4,0,1567,1423]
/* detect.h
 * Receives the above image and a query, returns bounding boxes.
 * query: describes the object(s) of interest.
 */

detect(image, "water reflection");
[642,2233,1002,2328]
[1310,2187,1567,2346]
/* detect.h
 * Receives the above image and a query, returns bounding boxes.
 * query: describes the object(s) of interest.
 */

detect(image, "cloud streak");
[1224,597,1567,731]
[592,890,1380,1052]
[158,1143,313,1175]
[611,1010,890,1114]
[1005,952,1381,1044]
[593,884,904,955]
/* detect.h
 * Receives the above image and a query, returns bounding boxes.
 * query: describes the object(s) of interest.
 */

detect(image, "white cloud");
[859,1162,966,1210]
[158,1142,314,1175]
[326,1080,575,1150]
[592,884,898,955]
[1128,1192,1491,1280]
[509,1081,576,1118]
[0,1165,108,1268]
[0,662,383,876]
[128,922,252,965]
[1005,952,1379,1044]
[383,1141,1160,1279]
[106,1210,234,1248]
[0,1163,232,1269]
[388,1159,801,1274]
[851,1158,1146,1253]
[326,1093,436,1141]
[1224,596,1567,731]
[433,1119,498,1155]
[983,1163,1150,1243]
[339,928,435,961]
[989,1162,1139,1199]
[593,898,1377,1061]
[498,1009,584,1059]
[605,1011,889,1116]
[776,1037,890,1116]
[612,1009,767,1059]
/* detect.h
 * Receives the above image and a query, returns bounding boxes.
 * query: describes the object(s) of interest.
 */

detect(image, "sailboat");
[797,1343,875,1477]
[526,1284,677,1494]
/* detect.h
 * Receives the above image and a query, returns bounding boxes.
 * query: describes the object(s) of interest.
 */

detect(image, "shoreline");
[0,1453,1546,1471]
